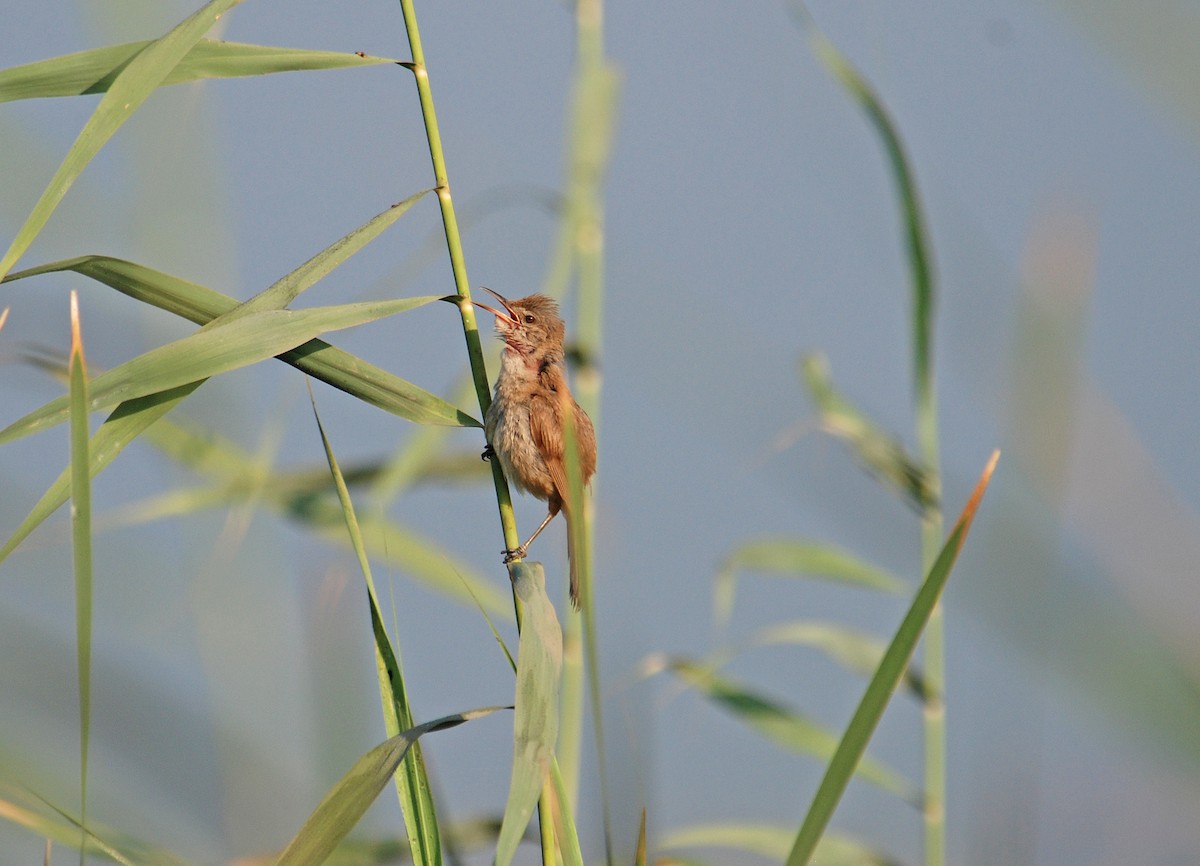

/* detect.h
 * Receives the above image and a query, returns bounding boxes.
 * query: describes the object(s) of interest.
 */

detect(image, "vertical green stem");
[396,0,520,555]
[394,4,556,864]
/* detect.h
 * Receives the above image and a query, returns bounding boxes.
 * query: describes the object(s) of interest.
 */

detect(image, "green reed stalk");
[394,4,558,863]
[394,0,521,558]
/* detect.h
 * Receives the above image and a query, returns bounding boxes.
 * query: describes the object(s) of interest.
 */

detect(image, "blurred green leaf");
[665,658,917,802]
[4,255,478,427]
[0,297,439,446]
[0,39,401,103]
[786,452,998,866]
[801,354,935,512]
[746,620,927,699]
[273,707,505,866]
[660,823,894,866]
[494,562,564,866]
[715,536,905,629]
[0,0,246,281]
[0,787,195,866]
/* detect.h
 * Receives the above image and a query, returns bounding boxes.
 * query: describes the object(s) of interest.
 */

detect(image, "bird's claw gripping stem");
[501,546,528,564]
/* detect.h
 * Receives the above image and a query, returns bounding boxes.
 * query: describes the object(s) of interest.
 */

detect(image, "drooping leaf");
[801,354,936,512]
[665,659,917,803]
[747,620,927,699]
[714,536,905,629]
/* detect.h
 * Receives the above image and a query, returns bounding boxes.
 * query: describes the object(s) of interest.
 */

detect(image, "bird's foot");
[481,444,495,462]
[501,545,528,564]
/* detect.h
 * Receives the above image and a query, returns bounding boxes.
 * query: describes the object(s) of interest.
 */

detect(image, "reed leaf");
[0,40,400,103]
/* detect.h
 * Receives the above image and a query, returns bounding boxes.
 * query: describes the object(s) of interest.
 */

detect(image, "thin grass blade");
[665,659,916,802]
[0,40,401,103]
[494,562,563,866]
[0,0,245,281]
[66,293,93,863]
[3,256,477,426]
[273,708,505,866]
[634,809,648,866]
[0,297,438,445]
[310,390,441,866]
[786,451,999,866]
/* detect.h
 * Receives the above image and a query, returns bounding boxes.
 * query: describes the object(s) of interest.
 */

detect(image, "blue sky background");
[3,1,1200,864]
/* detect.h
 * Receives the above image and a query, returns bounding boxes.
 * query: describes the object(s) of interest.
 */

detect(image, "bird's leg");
[502,500,561,563]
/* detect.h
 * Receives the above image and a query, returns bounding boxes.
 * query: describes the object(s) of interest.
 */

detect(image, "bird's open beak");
[473,286,520,324]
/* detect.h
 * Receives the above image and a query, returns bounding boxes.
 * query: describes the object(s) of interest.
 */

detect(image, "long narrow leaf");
[786,451,999,866]
[494,562,563,866]
[0,0,245,281]
[311,390,441,866]
[0,297,439,445]
[0,40,400,103]
[237,191,429,315]
[665,659,916,802]
[273,708,505,866]
[67,293,93,862]
[3,256,477,426]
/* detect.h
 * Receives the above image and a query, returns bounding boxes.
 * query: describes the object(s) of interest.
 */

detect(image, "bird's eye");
[523,314,536,324]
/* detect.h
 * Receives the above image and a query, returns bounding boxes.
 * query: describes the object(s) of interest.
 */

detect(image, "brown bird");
[474,287,597,608]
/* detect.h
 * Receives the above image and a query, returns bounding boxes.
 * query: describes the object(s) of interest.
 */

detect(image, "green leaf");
[0,786,195,866]
[665,659,916,802]
[714,537,905,629]
[311,391,441,866]
[660,823,894,866]
[3,255,478,427]
[273,707,506,866]
[786,452,999,866]
[0,40,401,103]
[0,0,246,281]
[801,354,936,512]
[67,294,93,858]
[747,620,927,699]
[0,297,439,446]
[494,562,563,866]
[795,11,936,414]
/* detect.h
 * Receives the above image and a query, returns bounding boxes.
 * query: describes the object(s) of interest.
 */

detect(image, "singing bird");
[474,287,597,608]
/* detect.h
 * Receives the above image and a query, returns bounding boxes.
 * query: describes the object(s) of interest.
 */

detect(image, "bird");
[473,287,597,608]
